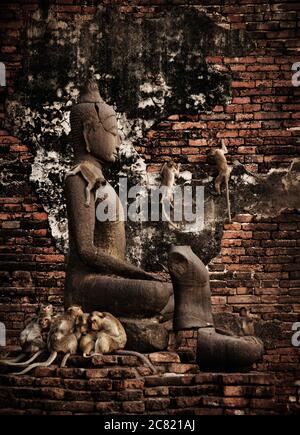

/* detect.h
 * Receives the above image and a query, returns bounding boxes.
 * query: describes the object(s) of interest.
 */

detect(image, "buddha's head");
[78,77,121,163]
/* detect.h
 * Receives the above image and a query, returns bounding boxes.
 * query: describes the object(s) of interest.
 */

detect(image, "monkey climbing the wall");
[160,160,181,230]
[208,141,232,223]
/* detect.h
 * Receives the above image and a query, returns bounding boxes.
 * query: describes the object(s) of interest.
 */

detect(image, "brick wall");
[0,354,278,415]
[0,0,300,415]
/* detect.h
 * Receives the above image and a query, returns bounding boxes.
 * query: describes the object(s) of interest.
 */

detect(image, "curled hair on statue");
[79,73,102,103]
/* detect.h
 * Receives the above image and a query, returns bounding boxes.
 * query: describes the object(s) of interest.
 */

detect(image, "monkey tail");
[83,353,95,358]
[116,350,158,374]
[162,202,180,231]
[225,177,232,223]
[0,350,43,367]
[83,352,103,359]
[13,351,58,376]
[0,353,26,365]
[60,352,70,368]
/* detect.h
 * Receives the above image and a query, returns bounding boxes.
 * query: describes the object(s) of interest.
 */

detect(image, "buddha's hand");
[123,264,166,282]
[142,272,165,282]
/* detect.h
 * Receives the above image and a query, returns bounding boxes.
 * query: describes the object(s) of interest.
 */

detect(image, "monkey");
[74,312,95,356]
[81,311,158,374]
[80,311,125,358]
[13,305,83,375]
[239,307,256,336]
[160,161,181,203]
[0,304,53,367]
[208,141,232,223]
[66,160,106,207]
[77,312,97,358]
[160,160,181,230]
[74,312,90,340]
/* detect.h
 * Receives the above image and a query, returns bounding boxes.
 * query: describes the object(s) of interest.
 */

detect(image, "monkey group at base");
[0,305,157,375]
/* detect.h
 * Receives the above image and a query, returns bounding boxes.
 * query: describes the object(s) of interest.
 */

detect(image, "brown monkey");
[82,312,158,374]
[75,312,95,356]
[208,141,232,222]
[160,160,181,230]
[0,304,53,367]
[36,304,54,318]
[239,307,256,336]
[66,160,106,207]
[75,312,90,339]
[13,305,83,375]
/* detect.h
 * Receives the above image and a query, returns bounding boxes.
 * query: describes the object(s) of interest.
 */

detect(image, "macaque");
[75,312,93,355]
[66,161,106,207]
[75,312,90,340]
[160,160,181,230]
[13,305,83,375]
[38,304,54,318]
[239,307,255,336]
[208,141,232,222]
[81,311,158,374]
[0,304,53,367]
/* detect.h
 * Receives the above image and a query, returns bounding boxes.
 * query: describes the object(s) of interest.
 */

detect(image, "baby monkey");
[208,141,232,223]
[160,160,181,230]
[66,160,106,207]
[81,311,158,374]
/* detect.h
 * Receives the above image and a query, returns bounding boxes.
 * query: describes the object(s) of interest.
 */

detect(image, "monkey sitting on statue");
[0,304,54,367]
[81,311,158,374]
[65,160,106,207]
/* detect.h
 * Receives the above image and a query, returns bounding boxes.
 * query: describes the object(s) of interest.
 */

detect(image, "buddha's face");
[84,107,121,163]
[90,125,121,163]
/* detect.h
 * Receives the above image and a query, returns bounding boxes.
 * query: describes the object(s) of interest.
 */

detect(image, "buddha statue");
[64,77,264,366]
[65,78,173,323]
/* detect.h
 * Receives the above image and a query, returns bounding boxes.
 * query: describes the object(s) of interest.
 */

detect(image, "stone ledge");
[0,353,277,415]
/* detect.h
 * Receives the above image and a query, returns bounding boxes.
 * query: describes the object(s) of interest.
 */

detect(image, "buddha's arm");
[65,175,161,281]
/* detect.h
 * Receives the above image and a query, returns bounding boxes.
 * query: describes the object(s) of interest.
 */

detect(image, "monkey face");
[89,316,100,332]
[39,304,53,317]
[167,161,178,170]
[89,312,104,331]
[39,317,51,331]
[239,307,248,318]
[77,314,89,335]
[207,149,217,164]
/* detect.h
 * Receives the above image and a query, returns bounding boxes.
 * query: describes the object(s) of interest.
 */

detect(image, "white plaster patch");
[139,74,172,112]
[240,174,258,185]
[30,148,72,252]
[190,94,206,106]
[138,98,155,109]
